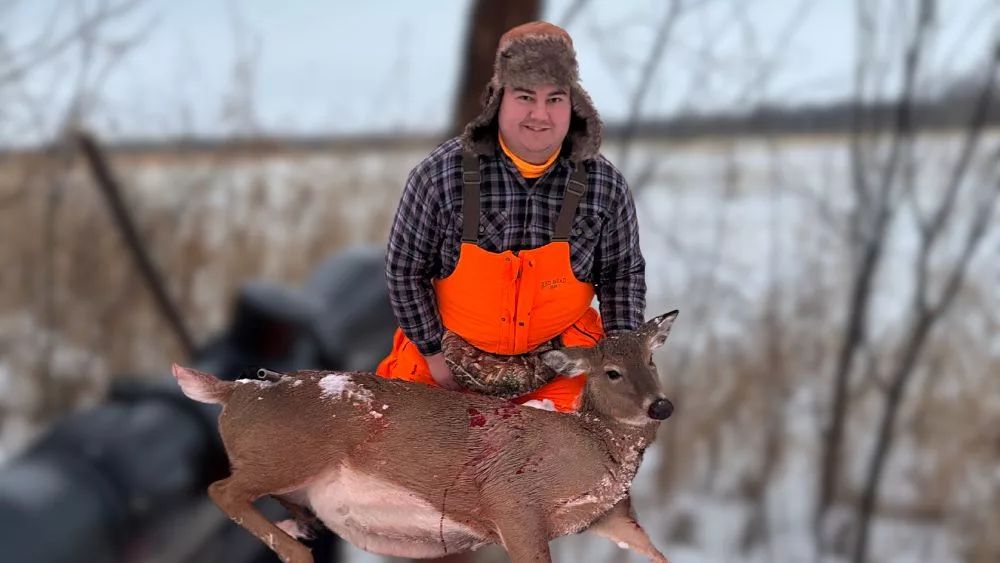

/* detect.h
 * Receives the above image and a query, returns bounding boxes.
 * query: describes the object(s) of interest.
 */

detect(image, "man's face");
[497,84,572,164]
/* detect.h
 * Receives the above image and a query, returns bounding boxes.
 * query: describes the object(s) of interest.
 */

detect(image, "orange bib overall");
[375,153,603,412]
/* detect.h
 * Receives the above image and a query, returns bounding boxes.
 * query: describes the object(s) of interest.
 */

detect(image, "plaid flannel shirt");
[384,137,647,355]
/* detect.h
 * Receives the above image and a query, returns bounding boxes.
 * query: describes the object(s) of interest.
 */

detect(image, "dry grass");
[0,144,401,429]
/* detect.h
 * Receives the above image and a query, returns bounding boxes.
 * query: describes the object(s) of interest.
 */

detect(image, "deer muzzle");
[647,398,674,420]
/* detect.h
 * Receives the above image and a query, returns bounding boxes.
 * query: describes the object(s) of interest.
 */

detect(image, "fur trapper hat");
[459,21,603,162]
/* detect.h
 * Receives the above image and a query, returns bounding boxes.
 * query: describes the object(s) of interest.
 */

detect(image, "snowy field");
[1,130,998,562]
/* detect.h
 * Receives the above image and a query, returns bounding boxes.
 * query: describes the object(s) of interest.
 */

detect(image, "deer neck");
[575,395,659,473]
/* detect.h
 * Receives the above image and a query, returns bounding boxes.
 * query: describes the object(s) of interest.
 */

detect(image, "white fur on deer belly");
[304,465,489,558]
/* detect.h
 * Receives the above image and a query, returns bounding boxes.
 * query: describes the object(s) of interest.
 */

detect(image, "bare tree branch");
[584,19,646,101]
[816,0,934,541]
[852,165,999,563]
[618,0,684,176]
[73,128,198,358]
[34,0,115,421]
[0,0,145,86]
[2,0,156,420]
[558,0,590,29]
[218,0,263,136]
[913,45,999,312]
[937,0,996,70]
[851,11,1000,563]
[848,1,876,213]
[728,0,819,104]
[34,133,74,422]
[816,0,879,532]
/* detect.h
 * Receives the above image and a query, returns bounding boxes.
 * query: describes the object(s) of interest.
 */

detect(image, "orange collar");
[499,133,560,178]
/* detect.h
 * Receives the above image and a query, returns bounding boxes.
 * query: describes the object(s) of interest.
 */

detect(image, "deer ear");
[540,349,592,377]
[646,309,679,350]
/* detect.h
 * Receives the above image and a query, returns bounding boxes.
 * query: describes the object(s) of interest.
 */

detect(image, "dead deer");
[171,309,679,563]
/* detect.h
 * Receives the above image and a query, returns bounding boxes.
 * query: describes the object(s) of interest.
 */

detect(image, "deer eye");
[606,370,622,380]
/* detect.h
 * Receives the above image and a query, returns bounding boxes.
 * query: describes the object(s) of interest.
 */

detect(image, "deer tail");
[171,363,235,404]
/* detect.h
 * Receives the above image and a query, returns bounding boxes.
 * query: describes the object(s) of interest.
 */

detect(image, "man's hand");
[424,352,462,390]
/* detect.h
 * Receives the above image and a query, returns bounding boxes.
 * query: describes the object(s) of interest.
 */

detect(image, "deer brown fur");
[172,310,679,563]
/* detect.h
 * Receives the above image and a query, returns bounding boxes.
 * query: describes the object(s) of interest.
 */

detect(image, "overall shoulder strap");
[461,151,482,244]
[551,161,588,242]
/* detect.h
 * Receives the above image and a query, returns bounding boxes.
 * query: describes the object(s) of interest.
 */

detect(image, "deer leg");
[500,537,551,563]
[586,496,669,563]
[208,477,313,563]
[491,513,552,563]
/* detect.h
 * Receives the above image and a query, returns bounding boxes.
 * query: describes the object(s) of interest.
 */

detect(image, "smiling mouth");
[523,125,549,132]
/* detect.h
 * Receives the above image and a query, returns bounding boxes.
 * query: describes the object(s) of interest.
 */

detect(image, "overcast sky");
[2,0,996,143]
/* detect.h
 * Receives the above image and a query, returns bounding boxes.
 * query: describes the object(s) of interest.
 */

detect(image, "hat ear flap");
[460,82,504,156]
[566,83,603,161]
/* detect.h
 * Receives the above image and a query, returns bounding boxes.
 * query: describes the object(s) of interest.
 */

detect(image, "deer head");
[541,309,678,426]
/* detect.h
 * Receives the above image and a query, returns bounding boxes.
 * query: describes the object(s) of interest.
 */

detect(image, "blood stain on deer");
[513,454,543,476]
[493,403,518,419]
[467,407,487,427]
[438,488,450,553]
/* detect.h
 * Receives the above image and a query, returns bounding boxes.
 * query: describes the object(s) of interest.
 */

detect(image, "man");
[376,21,646,415]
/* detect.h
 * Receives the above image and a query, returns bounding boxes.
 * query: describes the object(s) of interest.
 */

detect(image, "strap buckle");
[566,176,586,196]
[463,170,481,185]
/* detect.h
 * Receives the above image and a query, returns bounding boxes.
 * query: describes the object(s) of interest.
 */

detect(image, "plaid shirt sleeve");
[594,167,647,334]
[384,163,446,356]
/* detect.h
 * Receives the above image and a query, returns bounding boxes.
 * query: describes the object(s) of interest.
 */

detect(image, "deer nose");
[648,398,673,420]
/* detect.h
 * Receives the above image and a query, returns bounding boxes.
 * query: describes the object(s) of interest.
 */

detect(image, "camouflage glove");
[440,330,563,398]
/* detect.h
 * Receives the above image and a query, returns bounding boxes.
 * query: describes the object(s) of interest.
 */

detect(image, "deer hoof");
[276,519,314,540]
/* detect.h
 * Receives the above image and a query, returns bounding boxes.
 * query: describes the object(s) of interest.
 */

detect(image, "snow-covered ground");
[1,130,998,562]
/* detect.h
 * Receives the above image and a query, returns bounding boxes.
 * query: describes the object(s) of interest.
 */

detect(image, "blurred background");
[0,0,998,562]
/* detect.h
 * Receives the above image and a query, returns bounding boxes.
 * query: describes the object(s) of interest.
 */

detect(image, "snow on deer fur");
[318,373,373,404]
[171,310,679,563]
